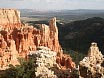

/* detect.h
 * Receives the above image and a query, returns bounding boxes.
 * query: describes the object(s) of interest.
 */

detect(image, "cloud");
[8,0,25,1]
[0,0,104,10]
[29,0,66,3]
[45,0,61,2]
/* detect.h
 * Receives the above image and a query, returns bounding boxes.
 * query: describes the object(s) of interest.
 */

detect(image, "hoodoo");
[0,9,75,70]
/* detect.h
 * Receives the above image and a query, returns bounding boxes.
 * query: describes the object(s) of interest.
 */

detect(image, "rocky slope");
[29,46,72,78]
[58,17,104,54]
[0,9,75,70]
[79,42,104,78]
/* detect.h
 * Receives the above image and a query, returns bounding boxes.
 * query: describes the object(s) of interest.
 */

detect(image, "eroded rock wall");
[0,9,20,24]
[0,9,75,70]
[0,9,21,29]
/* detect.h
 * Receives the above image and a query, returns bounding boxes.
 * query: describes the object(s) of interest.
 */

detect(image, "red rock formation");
[0,9,75,70]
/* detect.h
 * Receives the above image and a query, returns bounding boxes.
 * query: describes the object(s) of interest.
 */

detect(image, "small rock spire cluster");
[79,42,104,78]
[88,42,103,58]
[0,9,75,70]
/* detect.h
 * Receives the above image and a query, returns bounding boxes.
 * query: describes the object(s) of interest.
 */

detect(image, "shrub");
[1,58,36,78]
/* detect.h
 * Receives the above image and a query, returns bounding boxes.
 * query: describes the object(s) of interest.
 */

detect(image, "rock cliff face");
[0,9,75,70]
[79,42,104,78]
[0,9,21,29]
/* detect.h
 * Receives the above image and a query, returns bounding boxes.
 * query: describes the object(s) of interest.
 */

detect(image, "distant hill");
[20,9,104,22]
[58,17,104,54]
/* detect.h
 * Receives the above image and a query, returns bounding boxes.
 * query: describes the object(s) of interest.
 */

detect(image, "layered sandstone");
[79,42,104,78]
[0,9,75,70]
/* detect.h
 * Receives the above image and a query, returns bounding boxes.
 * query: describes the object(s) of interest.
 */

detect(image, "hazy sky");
[0,0,104,10]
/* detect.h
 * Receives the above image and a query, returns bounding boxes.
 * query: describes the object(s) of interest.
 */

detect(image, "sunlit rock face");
[0,9,75,70]
[79,42,104,78]
[30,46,58,78]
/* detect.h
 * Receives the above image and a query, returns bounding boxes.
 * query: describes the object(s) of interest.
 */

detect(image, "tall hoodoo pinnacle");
[49,17,57,28]
[49,17,58,39]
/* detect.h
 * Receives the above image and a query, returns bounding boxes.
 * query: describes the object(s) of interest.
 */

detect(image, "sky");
[0,0,104,10]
